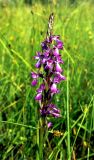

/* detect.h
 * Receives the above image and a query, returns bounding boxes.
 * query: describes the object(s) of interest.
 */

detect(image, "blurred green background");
[0,0,94,159]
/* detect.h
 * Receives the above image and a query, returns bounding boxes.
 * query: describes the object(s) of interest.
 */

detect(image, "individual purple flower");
[56,40,63,49]
[40,103,61,117]
[35,60,41,68]
[50,111,61,118]
[44,49,50,57]
[53,72,66,83]
[31,79,37,86]
[31,72,39,79]
[55,62,63,73]
[51,35,60,41]
[31,72,39,86]
[45,59,53,70]
[53,48,59,56]
[35,93,42,101]
[48,104,61,117]
[50,83,59,94]
[57,56,64,64]
[47,122,52,128]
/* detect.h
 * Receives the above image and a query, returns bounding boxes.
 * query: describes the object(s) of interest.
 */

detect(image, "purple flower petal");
[56,72,66,80]
[42,58,47,64]
[35,93,42,101]
[35,60,41,68]
[31,72,39,79]
[53,76,60,83]
[56,40,63,49]
[45,60,53,70]
[31,79,37,86]
[53,72,66,83]
[56,55,64,64]
[40,103,61,118]
[51,35,60,41]
[59,75,66,80]
[55,63,62,73]
[52,107,60,114]
[50,83,58,93]
[53,48,59,56]
[46,36,52,43]
[48,122,52,128]
[49,104,60,113]
[50,112,61,117]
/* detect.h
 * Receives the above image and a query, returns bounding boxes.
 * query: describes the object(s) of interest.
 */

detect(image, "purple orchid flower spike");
[31,13,65,121]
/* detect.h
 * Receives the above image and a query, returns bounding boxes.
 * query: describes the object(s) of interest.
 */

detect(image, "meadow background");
[0,0,94,159]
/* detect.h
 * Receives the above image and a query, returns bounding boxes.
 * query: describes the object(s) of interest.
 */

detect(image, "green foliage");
[0,1,94,159]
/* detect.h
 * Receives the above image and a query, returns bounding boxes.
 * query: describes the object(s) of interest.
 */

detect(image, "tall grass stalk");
[67,58,71,160]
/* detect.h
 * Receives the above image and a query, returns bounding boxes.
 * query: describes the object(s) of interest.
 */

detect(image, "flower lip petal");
[40,103,61,117]
[55,63,62,73]
[45,59,53,70]
[51,112,61,117]
[56,40,63,49]
[31,79,37,86]
[35,93,42,101]
[53,72,66,83]
[53,48,60,56]
[31,72,39,79]
[56,55,64,64]
[44,49,50,57]
[49,104,60,113]
[35,60,41,68]
[48,110,61,117]
[46,36,52,43]
[51,35,60,41]
[47,122,52,128]
[53,77,60,83]
[50,83,59,93]
[56,72,66,79]
[52,107,60,113]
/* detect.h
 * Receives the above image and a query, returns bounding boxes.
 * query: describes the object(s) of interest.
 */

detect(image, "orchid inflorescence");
[31,13,65,119]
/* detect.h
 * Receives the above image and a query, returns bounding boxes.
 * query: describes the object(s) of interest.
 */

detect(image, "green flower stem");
[38,117,47,160]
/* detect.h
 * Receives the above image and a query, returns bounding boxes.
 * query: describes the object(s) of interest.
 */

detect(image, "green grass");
[0,1,94,159]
